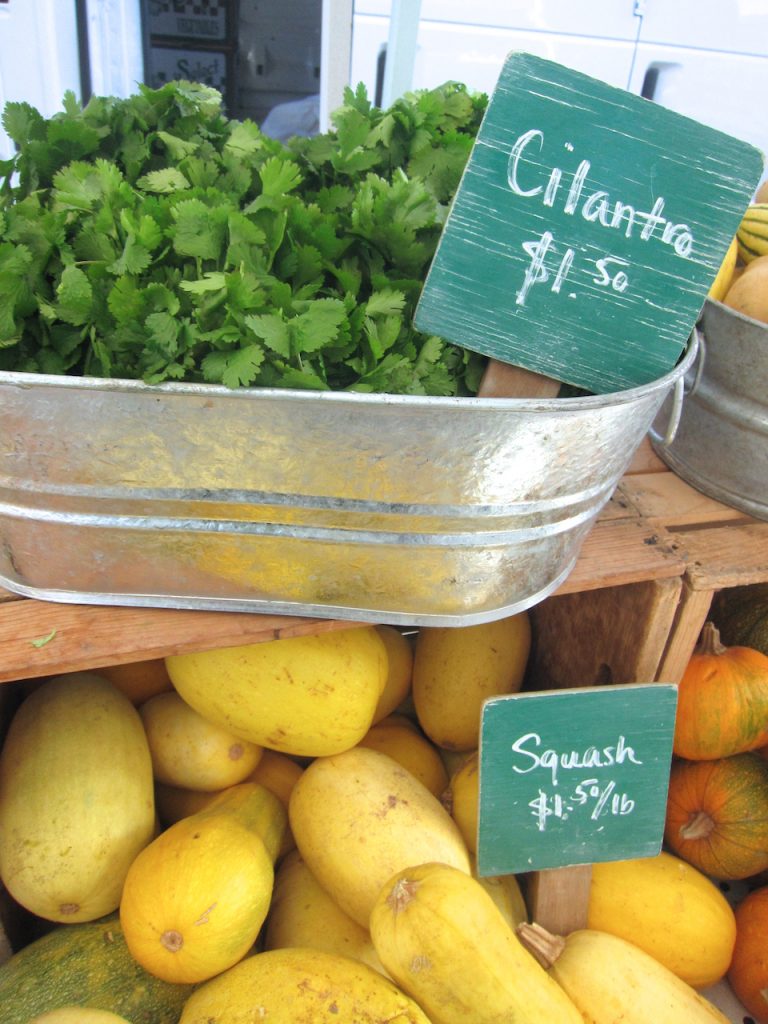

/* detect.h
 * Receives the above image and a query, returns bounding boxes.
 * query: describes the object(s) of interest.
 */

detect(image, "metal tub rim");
[0,338,697,412]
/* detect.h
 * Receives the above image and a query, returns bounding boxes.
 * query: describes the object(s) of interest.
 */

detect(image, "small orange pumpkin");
[727,886,768,1024]
[673,622,768,760]
[664,753,768,880]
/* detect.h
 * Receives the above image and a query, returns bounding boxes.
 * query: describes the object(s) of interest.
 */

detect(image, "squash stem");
[697,621,727,657]
[515,922,566,969]
[680,809,715,840]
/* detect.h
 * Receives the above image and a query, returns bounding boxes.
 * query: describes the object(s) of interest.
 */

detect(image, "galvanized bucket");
[651,299,768,522]
[0,340,697,626]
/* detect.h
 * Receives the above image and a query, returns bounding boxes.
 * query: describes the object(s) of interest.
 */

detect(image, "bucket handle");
[648,327,705,448]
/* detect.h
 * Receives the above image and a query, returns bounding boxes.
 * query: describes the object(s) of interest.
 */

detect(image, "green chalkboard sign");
[415,52,764,393]
[476,684,678,877]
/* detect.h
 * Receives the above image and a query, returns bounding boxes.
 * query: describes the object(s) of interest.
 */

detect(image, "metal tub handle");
[648,327,705,449]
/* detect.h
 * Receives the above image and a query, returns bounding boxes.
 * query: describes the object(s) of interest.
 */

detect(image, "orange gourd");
[727,886,768,1024]
[673,622,768,759]
[664,753,768,880]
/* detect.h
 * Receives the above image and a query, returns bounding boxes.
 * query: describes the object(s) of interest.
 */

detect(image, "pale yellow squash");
[179,947,432,1023]
[447,750,479,851]
[372,625,414,722]
[245,748,304,858]
[140,691,263,791]
[246,748,304,807]
[472,860,528,929]
[165,626,387,757]
[289,746,471,926]
[587,851,737,988]
[370,862,583,1024]
[358,714,449,797]
[0,673,155,924]
[413,613,531,750]
[154,753,302,856]
[264,849,386,974]
[518,924,731,1024]
[120,783,285,984]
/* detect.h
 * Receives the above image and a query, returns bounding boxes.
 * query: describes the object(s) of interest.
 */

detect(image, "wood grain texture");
[654,581,714,686]
[528,865,593,934]
[553,519,684,594]
[0,602,364,685]
[528,576,682,690]
[477,358,560,398]
[620,471,750,526]
[671,522,768,591]
[624,437,668,475]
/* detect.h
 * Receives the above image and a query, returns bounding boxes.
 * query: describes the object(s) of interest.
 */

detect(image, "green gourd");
[0,917,193,1024]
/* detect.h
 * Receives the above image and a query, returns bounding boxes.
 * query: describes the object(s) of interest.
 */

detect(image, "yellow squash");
[708,235,738,301]
[587,851,737,988]
[518,924,731,1024]
[140,691,263,791]
[165,626,387,757]
[120,783,286,984]
[412,613,531,750]
[289,746,471,926]
[358,714,449,797]
[0,673,155,923]
[179,947,432,1023]
[372,625,414,722]
[370,862,582,1024]
[246,748,304,807]
[446,750,479,852]
[264,849,386,974]
[472,860,528,930]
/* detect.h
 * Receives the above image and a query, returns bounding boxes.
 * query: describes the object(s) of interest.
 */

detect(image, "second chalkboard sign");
[477,683,678,877]
[415,51,764,393]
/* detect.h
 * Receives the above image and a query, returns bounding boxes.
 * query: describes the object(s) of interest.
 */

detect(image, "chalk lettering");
[593,256,630,292]
[506,130,694,257]
[510,732,643,787]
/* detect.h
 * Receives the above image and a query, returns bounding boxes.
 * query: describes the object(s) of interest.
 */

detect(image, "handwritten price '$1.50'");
[528,777,635,832]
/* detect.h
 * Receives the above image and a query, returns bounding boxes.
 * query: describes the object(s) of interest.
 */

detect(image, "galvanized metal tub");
[0,341,697,626]
[651,300,768,522]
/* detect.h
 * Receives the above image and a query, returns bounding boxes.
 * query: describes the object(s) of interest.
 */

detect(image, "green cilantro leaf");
[56,265,93,326]
[137,168,190,193]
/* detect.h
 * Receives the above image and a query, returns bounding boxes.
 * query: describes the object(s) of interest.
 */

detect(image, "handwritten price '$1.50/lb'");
[529,777,635,832]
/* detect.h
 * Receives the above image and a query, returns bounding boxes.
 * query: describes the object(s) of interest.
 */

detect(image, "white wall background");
[0,0,143,160]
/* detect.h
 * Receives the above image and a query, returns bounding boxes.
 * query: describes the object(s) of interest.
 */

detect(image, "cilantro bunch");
[0,79,488,395]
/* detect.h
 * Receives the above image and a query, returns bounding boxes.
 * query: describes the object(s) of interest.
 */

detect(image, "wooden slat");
[529,576,683,690]
[554,519,684,595]
[624,436,669,476]
[655,581,714,685]
[0,602,365,685]
[671,521,768,590]
[619,472,750,527]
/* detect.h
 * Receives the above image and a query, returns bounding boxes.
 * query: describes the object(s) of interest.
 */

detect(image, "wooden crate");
[1,438,766,1010]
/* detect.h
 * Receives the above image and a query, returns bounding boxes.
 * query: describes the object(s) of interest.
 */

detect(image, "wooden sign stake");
[527,863,593,935]
[478,360,560,399]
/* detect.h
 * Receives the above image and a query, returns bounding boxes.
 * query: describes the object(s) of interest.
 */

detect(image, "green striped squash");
[736,203,768,264]
[0,917,193,1024]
